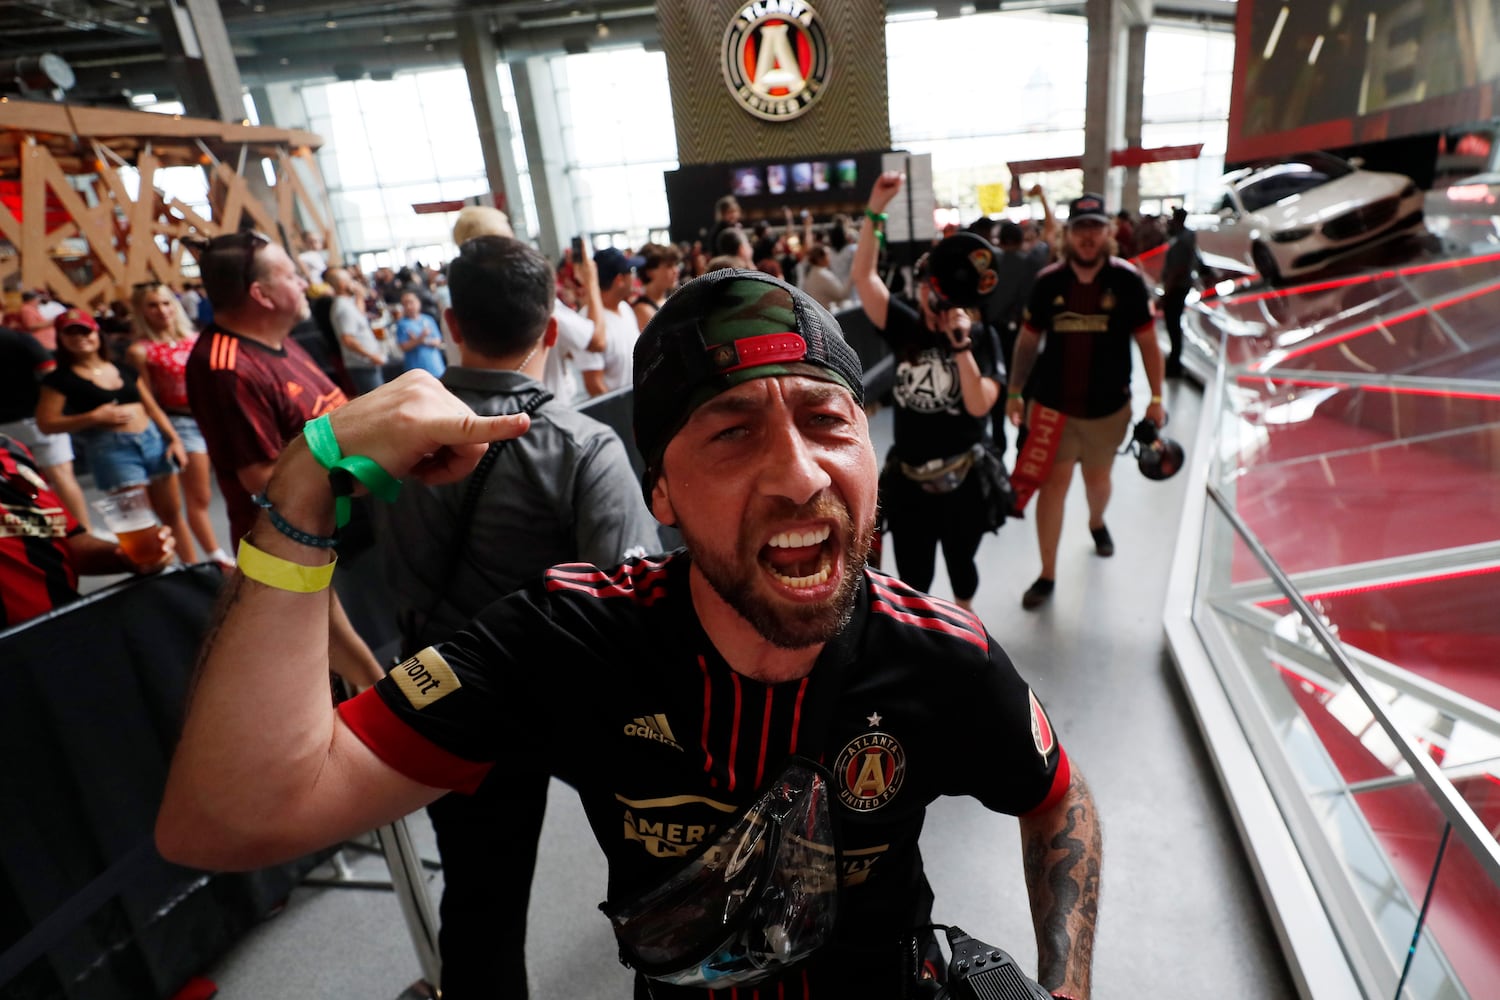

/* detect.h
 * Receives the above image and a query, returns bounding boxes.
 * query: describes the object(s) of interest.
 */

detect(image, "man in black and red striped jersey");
[0,434,174,629]
[158,272,1103,1000]
[1005,193,1167,611]
[184,230,382,690]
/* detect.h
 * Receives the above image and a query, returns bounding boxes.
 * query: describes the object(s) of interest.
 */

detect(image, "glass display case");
[1164,249,1500,999]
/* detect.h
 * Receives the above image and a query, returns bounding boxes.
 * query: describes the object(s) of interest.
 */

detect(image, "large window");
[298,67,524,265]
[887,11,1233,221]
[547,48,678,248]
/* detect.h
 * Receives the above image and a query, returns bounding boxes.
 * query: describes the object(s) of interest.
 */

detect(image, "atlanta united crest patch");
[722,0,832,122]
[835,730,906,812]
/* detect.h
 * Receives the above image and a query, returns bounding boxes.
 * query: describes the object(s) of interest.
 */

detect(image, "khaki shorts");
[1054,404,1131,470]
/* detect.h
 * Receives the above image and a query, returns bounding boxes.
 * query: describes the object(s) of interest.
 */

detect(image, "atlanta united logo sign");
[834,731,906,812]
[721,0,831,122]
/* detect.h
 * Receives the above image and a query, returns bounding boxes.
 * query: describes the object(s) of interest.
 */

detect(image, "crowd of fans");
[1,185,1185,630]
[0,175,1190,1000]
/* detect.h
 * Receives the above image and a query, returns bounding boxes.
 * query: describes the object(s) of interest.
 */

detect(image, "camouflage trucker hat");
[632,268,864,499]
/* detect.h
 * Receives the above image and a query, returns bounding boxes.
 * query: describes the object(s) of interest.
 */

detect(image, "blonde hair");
[453,205,514,244]
[130,283,196,344]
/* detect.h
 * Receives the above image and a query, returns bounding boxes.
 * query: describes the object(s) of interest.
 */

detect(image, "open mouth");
[760,524,835,591]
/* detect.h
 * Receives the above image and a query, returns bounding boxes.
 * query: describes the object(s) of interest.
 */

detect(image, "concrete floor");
[78,365,1297,998]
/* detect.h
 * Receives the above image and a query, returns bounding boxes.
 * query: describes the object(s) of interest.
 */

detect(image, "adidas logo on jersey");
[624,713,684,751]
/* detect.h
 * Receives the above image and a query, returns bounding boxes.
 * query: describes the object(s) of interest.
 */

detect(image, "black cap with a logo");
[1067,193,1110,225]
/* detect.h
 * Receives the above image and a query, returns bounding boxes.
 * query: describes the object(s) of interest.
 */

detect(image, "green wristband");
[302,414,402,528]
[1008,391,1023,400]
[304,414,343,468]
[302,415,350,526]
[331,454,401,503]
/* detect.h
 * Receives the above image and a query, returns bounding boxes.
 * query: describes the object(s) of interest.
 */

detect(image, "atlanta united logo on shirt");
[894,348,961,415]
[835,729,906,812]
[721,0,831,122]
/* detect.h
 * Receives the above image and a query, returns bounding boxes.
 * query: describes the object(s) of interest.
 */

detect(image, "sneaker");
[1021,577,1055,611]
[1090,525,1114,557]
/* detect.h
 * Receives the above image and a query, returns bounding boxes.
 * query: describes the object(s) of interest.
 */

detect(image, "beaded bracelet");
[251,493,339,549]
[237,536,336,593]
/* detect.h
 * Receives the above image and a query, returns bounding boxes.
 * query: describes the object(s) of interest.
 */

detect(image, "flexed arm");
[1019,768,1102,999]
[156,372,531,871]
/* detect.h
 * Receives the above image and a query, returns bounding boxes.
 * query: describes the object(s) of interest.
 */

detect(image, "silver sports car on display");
[1192,151,1426,286]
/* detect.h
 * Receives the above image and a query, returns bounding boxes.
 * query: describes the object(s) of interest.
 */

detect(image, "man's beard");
[683,494,872,650]
[1068,245,1102,268]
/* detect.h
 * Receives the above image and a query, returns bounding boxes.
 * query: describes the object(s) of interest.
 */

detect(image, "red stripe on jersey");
[788,676,809,755]
[545,560,671,603]
[544,575,667,605]
[225,337,237,370]
[870,599,988,651]
[1022,746,1072,817]
[727,672,743,793]
[698,655,715,779]
[754,689,774,788]
[802,968,810,997]
[869,575,986,641]
[337,689,491,795]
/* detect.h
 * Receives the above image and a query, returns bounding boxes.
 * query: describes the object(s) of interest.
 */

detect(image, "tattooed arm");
[1019,769,1102,998]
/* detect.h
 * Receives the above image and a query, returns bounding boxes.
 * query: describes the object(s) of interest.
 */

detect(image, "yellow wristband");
[237,537,336,593]
[1151,394,1163,403]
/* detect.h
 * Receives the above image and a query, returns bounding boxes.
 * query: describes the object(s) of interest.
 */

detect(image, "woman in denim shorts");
[126,283,232,568]
[34,308,193,561]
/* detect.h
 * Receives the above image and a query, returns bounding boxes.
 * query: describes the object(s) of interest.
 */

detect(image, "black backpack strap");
[403,389,553,653]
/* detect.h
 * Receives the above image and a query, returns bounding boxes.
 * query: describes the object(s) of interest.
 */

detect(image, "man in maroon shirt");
[185,231,383,688]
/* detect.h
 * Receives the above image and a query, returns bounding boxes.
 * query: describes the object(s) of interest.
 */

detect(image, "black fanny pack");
[604,758,840,990]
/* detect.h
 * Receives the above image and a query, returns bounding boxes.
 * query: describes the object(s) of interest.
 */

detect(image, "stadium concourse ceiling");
[0,0,1236,108]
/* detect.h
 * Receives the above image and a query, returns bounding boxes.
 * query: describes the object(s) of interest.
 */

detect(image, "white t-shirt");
[575,301,637,395]
[299,249,329,282]
[331,295,381,370]
[543,299,594,406]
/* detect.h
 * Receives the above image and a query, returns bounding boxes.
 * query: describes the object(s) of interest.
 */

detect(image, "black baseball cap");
[596,247,646,286]
[1068,192,1110,225]
[632,270,864,500]
[924,232,1000,307]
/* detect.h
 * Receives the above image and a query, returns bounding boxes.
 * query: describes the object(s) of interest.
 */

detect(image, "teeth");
[768,525,831,549]
[769,563,831,589]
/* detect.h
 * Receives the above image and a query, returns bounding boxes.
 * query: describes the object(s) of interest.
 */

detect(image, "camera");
[938,927,1051,999]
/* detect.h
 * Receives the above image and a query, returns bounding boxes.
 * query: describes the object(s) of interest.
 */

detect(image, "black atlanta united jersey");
[1023,257,1153,419]
[339,551,1069,998]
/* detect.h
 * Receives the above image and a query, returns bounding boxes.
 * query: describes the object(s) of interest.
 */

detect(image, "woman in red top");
[124,283,231,568]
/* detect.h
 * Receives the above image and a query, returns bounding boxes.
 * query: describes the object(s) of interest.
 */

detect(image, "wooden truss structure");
[0,98,334,309]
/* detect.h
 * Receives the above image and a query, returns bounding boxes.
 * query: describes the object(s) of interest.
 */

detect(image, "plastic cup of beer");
[92,487,165,568]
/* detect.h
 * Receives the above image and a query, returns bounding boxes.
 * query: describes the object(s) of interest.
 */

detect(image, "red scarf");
[1010,403,1067,511]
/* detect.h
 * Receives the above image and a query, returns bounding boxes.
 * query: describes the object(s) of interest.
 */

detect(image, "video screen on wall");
[731,166,764,198]
[731,159,861,197]
[1229,0,1500,163]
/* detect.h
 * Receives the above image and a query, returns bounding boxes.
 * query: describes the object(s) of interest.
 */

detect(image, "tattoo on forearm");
[1025,779,1102,992]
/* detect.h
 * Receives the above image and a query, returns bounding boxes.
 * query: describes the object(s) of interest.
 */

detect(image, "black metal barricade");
[0,565,328,1000]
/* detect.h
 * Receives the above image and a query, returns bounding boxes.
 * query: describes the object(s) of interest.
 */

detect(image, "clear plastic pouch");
[605,758,839,988]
